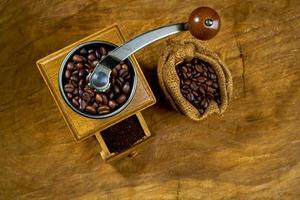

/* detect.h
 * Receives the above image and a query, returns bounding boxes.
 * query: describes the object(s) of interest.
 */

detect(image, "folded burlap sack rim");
[157,39,233,121]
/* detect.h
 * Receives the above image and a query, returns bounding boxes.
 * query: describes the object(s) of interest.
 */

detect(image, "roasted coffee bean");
[99,47,107,56]
[190,83,198,91]
[79,99,87,110]
[92,60,99,67]
[85,89,94,97]
[95,93,103,104]
[79,48,87,55]
[86,106,96,114]
[72,98,79,108]
[113,85,120,94]
[70,75,79,82]
[122,82,130,94]
[90,96,95,103]
[101,93,108,105]
[118,77,124,84]
[88,53,96,61]
[198,77,206,83]
[182,66,188,73]
[195,65,204,73]
[203,100,209,109]
[95,49,101,59]
[65,70,71,79]
[98,105,110,114]
[63,46,133,115]
[116,79,123,88]
[200,99,206,108]
[85,62,93,69]
[124,74,131,80]
[206,80,213,86]
[185,79,191,85]
[194,73,201,78]
[67,62,74,70]
[121,63,128,70]
[119,68,127,77]
[192,91,199,97]
[210,73,217,80]
[121,71,129,78]
[79,79,85,88]
[181,89,189,94]
[115,64,122,71]
[111,76,116,85]
[64,84,74,93]
[112,68,118,76]
[207,86,215,94]
[72,70,79,75]
[116,94,126,104]
[108,100,118,109]
[207,66,214,73]
[85,75,90,82]
[187,93,195,101]
[199,108,204,114]
[182,84,189,89]
[108,91,115,100]
[70,80,77,87]
[92,102,99,109]
[72,54,84,62]
[73,88,78,95]
[201,84,207,91]
[76,62,83,69]
[207,92,214,99]
[176,58,221,115]
[199,86,205,95]
[79,89,83,96]
[82,92,91,102]
[78,69,86,78]
[187,72,192,78]
[67,93,73,99]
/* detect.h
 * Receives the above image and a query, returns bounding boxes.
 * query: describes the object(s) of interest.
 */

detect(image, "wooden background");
[1,0,300,199]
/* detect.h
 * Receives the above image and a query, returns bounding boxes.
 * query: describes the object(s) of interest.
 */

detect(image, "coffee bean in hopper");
[62,45,133,115]
[176,58,221,115]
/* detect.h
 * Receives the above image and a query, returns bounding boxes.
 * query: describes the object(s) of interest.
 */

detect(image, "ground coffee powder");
[102,115,145,153]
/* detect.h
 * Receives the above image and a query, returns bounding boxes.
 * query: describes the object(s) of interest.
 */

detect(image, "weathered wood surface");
[0,0,300,199]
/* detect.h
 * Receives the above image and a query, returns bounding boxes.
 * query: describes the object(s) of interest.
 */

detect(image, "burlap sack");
[157,39,233,121]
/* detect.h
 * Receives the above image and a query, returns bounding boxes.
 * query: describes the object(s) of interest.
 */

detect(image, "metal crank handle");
[89,7,220,92]
[109,6,220,62]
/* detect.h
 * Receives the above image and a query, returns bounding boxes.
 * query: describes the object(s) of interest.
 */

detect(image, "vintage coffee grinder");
[37,7,220,161]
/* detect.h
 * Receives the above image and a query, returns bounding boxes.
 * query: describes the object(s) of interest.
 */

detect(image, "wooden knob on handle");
[188,7,220,40]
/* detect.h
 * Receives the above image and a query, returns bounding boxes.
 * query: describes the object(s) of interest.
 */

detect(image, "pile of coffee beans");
[176,58,221,114]
[102,115,145,153]
[62,45,133,115]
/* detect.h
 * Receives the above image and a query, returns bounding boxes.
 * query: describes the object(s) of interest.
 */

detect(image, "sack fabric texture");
[157,39,233,121]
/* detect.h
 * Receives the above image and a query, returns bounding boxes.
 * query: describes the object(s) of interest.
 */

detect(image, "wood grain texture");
[1,0,300,199]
